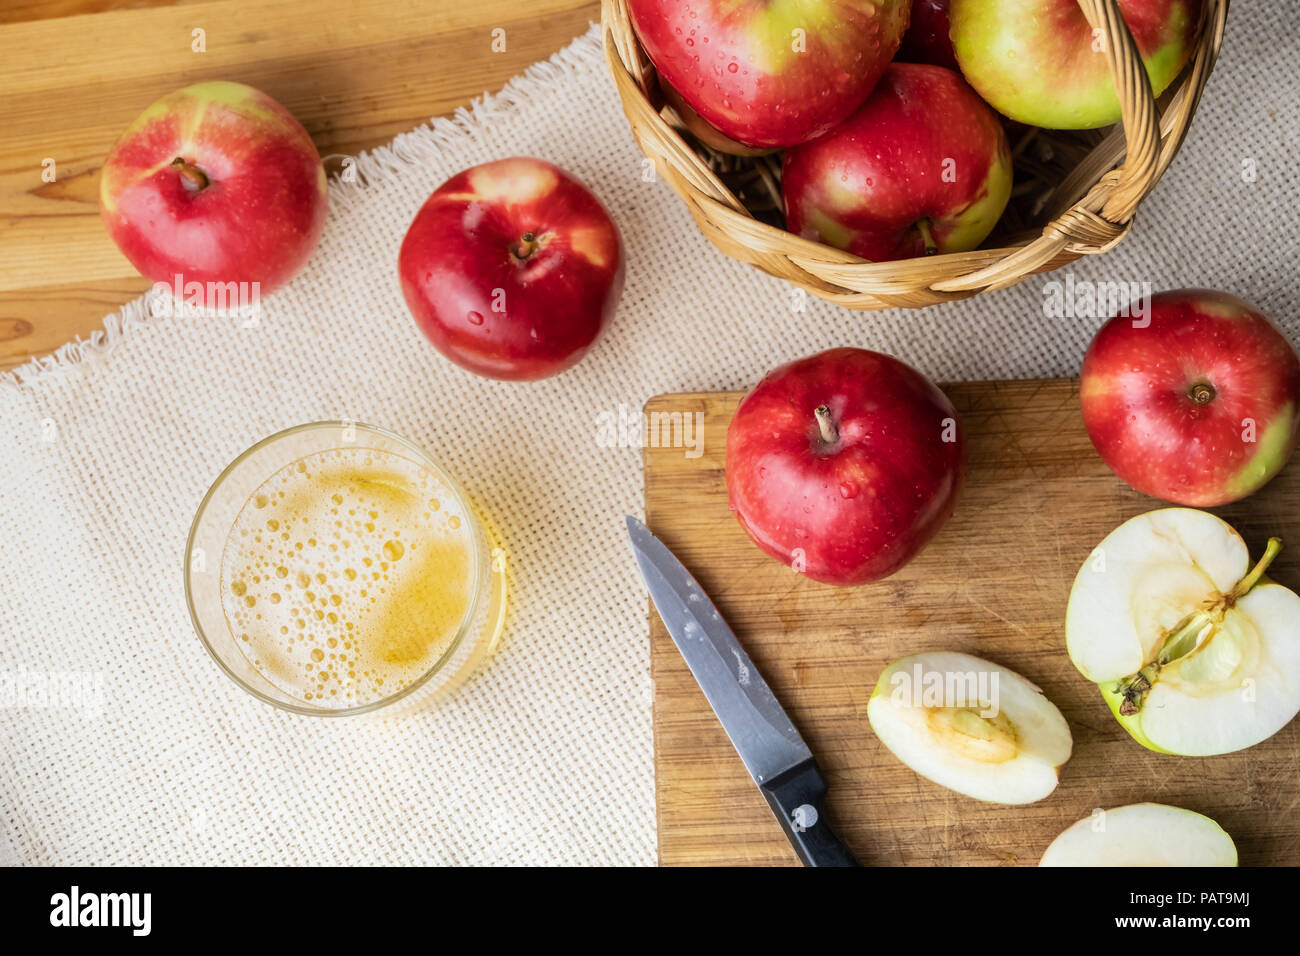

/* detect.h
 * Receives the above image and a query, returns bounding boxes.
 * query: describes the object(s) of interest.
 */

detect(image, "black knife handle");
[759,759,859,867]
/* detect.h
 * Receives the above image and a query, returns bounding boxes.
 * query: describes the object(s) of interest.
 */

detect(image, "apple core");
[1112,537,1281,717]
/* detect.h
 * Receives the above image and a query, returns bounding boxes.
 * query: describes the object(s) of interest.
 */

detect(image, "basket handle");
[1075,0,1162,225]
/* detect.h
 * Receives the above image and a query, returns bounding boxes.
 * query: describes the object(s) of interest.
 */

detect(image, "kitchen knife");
[625,515,858,867]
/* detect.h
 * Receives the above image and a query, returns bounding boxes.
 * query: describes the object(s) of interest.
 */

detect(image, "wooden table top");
[0,0,599,371]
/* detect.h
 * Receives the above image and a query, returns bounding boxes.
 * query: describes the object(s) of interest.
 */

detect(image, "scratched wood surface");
[644,381,1300,866]
[0,0,598,369]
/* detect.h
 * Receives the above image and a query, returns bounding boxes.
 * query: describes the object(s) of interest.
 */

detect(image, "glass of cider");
[185,422,507,715]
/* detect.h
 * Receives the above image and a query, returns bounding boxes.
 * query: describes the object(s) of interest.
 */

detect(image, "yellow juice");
[218,446,477,709]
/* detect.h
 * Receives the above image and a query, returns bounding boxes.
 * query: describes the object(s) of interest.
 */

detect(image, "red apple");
[627,0,910,149]
[896,0,959,72]
[726,348,965,586]
[950,0,1203,129]
[782,63,1011,262]
[1081,290,1300,507]
[398,157,624,381]
[99,81,328,306]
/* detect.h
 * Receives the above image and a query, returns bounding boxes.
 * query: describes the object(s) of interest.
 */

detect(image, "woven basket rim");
[602,0,1229,310]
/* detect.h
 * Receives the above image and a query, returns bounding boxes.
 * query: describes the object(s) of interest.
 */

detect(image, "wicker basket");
[602,0,1228,310]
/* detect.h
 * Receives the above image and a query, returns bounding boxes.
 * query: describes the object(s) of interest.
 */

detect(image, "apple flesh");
[627,0,910,149]
[398,157,624,381]
[1067,508,1300,756]
[1040,803,1237,866]
[950,0,1203,129]
[895,0,959,72]
[782,63,1011,262]
[868,652,1073,804]
[1081,289,1300,507]
[99,81,328,305]
[725,347,964,586]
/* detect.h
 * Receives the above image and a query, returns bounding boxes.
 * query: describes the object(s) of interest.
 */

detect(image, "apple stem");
[171,157,209,192]
[916,218,939,257]
[512,231,541,261]
[1230,536,1283,602]
[1189,382,1216,405]
[814,404,838,445]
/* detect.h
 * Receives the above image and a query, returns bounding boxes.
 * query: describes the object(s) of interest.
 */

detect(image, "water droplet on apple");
[467,311,485,326]
[839,482,858,499]
[727,62,738,73]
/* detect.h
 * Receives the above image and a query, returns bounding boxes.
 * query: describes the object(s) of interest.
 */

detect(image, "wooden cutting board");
[643,380,1300,867]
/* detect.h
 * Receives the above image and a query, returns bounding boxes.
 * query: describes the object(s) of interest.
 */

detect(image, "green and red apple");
[1040,803,1237,866]
[1081,289,1300,507]
[1067,508,1300,756]
[782,63,1011,261]
[726,347,965,586]
[868,652,1073,804]
[626,0,910,149]
[100,81,328,305]
[950,0,1203,129]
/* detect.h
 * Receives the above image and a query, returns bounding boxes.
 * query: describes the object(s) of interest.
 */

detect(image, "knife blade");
[626,515,858,867]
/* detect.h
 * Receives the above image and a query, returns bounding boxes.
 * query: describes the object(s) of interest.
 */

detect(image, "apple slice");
[1040,804,1238,867]
[867,651,1072,804]
[1067,508,1300,756]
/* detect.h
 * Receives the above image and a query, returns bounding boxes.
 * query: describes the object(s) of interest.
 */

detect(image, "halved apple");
[1040,803,1237,867]
[867,651,1073,804]
[1066,508,1300,756]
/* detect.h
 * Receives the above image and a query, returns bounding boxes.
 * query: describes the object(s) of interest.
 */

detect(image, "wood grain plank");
[0,2,206,27]
[645,382,1300,866]
[0,0,598,369]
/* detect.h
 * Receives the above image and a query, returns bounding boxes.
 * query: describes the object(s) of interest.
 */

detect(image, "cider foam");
[219,446,475,708]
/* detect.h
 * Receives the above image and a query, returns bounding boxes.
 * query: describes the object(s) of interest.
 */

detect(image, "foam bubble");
[220,446,474,708]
